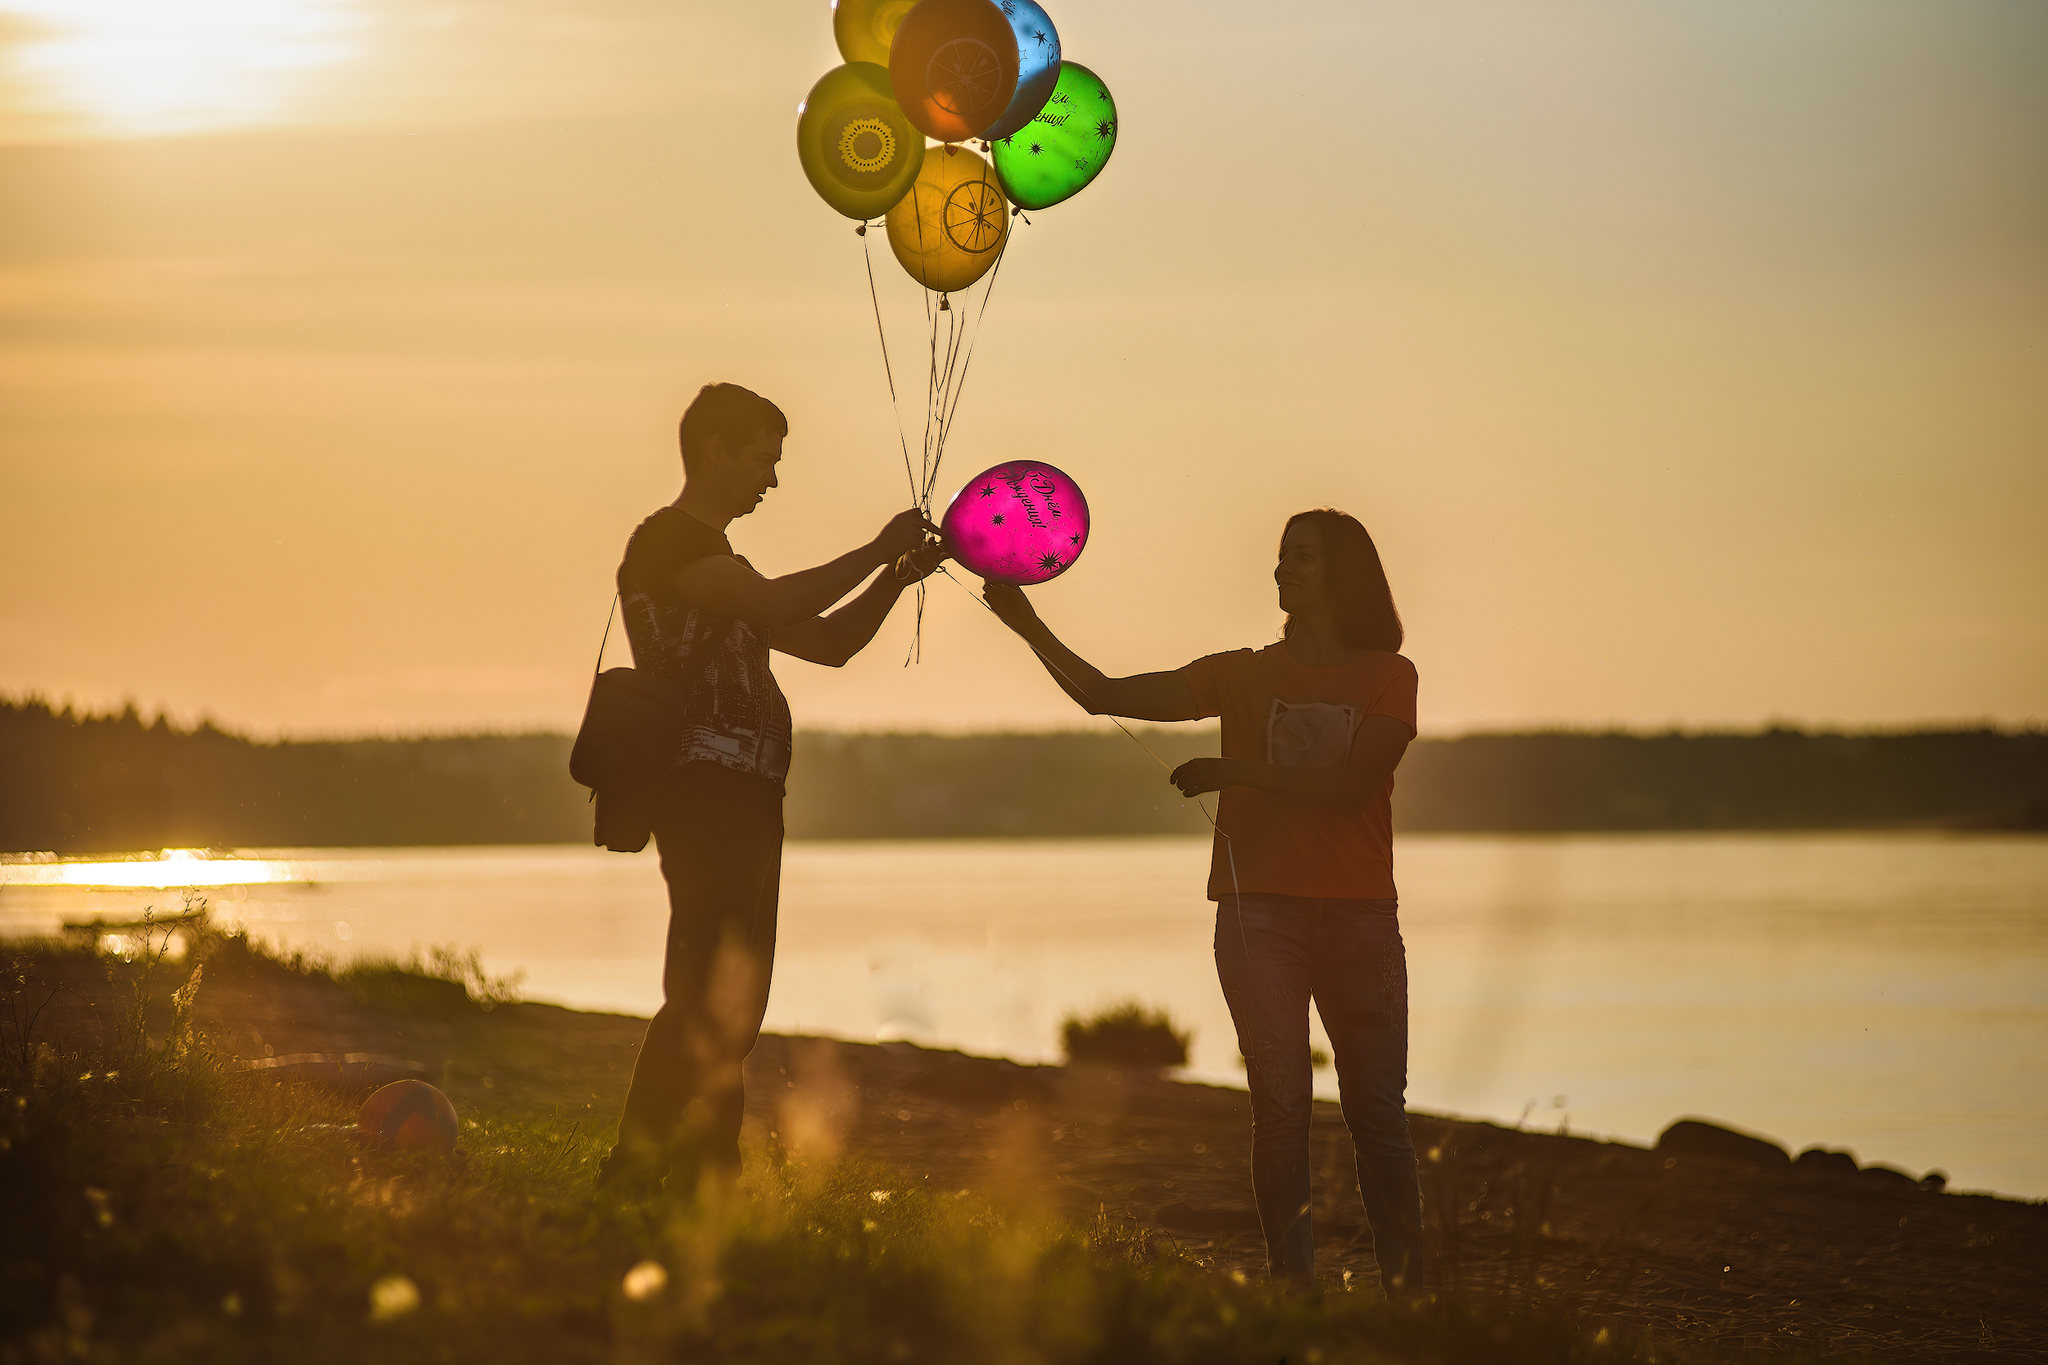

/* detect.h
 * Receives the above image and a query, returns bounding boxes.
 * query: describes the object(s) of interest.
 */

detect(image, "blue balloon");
[980,0,1062,142]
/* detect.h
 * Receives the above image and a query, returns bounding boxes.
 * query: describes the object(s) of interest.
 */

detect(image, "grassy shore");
[0,928,1984,1363]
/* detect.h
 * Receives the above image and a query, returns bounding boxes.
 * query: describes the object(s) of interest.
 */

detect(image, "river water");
[4,833,2043,1197]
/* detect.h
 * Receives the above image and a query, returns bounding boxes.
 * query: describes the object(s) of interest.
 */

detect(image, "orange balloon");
[887,0,1019,143]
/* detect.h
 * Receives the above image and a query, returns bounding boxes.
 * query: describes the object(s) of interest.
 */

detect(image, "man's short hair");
[678,383,788,473]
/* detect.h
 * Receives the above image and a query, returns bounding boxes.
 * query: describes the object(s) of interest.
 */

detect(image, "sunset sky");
[3,0,2043,737]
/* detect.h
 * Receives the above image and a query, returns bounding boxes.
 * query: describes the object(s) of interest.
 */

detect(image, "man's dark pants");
[600,762,783,1193]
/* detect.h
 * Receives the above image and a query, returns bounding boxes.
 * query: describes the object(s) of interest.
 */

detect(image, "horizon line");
[5,693,2042,747]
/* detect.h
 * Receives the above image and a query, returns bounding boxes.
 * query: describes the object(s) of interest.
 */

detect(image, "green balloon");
[797,63,924,221]
[991,61,1116,211]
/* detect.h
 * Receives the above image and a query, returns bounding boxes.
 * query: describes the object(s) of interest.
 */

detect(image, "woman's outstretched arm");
[983,580,1201,722]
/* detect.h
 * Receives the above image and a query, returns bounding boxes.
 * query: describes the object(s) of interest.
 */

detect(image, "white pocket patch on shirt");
[1266,699,1358,768]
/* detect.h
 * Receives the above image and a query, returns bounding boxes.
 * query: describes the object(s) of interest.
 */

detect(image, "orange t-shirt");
[1181,643,1419,901]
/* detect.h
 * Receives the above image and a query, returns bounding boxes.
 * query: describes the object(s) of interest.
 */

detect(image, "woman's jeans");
[1215,894,1424,1288]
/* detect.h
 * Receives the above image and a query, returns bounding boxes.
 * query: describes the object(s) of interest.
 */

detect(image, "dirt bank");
[17,940,2046,1362]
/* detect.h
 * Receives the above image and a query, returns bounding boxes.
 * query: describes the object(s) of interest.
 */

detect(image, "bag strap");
[592,594,619,679]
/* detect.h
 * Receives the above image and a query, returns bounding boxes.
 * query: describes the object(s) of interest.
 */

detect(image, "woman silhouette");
[984,508,1422,1292]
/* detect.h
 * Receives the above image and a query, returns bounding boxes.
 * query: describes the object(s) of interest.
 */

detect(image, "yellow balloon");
[885,145,1011,293]
[834,0,917,66]
[797,63,922,220]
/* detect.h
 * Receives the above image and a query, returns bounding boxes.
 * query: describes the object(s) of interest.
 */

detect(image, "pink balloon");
[941,460,1090,585]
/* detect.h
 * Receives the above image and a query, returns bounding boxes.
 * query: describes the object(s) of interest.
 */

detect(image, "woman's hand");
[982,579,1040,634]
[1170,758,1248,798]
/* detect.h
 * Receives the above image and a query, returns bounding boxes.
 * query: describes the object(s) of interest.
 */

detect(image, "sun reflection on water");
[0,848,301,888]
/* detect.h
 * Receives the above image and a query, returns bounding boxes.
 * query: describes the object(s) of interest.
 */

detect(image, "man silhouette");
[597,382,941,1195]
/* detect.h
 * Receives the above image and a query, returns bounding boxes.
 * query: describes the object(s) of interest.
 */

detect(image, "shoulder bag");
[568,597,691,852]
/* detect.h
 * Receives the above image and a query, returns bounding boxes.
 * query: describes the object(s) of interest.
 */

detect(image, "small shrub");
[1059,1000,1190,1069]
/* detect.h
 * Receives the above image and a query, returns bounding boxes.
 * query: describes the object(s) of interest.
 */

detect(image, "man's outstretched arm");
[772,545,948,667]
[983,580,1203,721]
[672,508,936,629]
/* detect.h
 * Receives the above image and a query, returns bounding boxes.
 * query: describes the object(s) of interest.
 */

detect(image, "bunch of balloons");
[797,0,1119,292]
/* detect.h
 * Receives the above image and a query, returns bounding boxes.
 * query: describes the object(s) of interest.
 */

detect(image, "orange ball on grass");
[357,1080,460,1157]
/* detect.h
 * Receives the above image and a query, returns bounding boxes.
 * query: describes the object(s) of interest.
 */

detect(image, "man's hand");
[893,538,951,584]
[982,579,1039,634]
[1170,758,1246,798]
[873,508,940,565]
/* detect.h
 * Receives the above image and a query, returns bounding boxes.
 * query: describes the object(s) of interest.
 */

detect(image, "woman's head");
[1276,509,1403,652]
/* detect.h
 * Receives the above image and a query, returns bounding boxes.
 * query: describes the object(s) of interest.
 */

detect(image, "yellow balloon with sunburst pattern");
[797,63,924,221]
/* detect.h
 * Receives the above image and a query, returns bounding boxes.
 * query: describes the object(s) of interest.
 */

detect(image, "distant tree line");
[1399,728,2047,832]
[1,697,2042,854]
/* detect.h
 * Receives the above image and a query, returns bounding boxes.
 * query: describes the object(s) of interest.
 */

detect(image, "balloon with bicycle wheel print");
[888,0,1019,143]
[942,460,1090,585]
[885,144,1010,291]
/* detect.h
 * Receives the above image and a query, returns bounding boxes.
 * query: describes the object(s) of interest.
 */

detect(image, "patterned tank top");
[616,507,792,789]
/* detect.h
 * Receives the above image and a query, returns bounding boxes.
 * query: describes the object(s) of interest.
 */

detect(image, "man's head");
[679,383,789,520]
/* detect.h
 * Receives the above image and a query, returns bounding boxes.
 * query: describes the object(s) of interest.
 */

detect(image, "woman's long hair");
[1280,508,1404,652]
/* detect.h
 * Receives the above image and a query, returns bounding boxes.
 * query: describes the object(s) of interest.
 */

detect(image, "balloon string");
[906,292,961,667]
[914,180,939,513]
[915,231,1251,951]
[924,307,952,513]
[929,225,1016,500]
[921,224,1015,513]
[930,564,1242,910]
[926,305,960,507]
[890,183,944,667]
[924,306,943,501]
[927,303,965,509]
[876,173,1019,663]
[861,225,919,504]
[861,217,929,663]
[903,575,926,667]
[909,301,965,665]
[932,565,1174,774]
